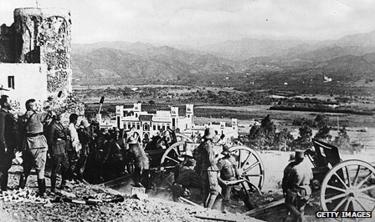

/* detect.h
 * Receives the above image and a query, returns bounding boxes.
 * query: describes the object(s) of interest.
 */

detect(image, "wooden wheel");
[320,160,375,212]
[175,133,193,143]
[229,146,265,190]
[160,141,186,171]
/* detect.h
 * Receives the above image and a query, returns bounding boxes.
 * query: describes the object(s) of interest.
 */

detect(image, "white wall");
[0,63,47,111]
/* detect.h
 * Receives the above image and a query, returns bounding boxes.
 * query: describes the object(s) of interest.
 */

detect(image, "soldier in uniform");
[217,145,240,212]
[48,113,69,192]
[0,95,18,192]
[282,150,313,222]
[20,99,52,196]
[127,137,149,187]
[194,127,221,208]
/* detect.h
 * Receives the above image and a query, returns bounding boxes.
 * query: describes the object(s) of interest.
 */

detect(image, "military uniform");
[0,108,17,191]
[48,119,69,191]
[194,136,221,208]
[282,152,313,222]
[20,110,51,195]
[217,155,237,211]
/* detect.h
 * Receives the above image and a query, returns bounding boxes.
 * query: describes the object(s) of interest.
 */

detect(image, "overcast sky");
[1,0,375,46]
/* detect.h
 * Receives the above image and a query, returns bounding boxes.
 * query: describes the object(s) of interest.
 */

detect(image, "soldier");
[194,127,221,208]
[20,99,52,196]
[76,119,91,180]
[127,137,149,187]
[67,113,82,179]
[282,150,313,222]
[103,128,125,180]
[172,154,200,201]
[48,113,69,192]
[217,145,239,212]
[0,95,17,192]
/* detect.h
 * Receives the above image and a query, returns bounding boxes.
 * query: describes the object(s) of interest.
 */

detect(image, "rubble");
[0,173,261,222]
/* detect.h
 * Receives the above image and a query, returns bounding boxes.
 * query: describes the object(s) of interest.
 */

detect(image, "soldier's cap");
[184,158,196,167]
[80,119,90,128]
[288,152,295,162]
[203,127,215,139]
[127,137,139,145]
[295,149,305,160]
[221,145,231,155]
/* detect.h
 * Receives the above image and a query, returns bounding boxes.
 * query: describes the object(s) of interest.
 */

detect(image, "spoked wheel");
[175,133,193,143]
[320,160,375,213]
[229,146,265,190]
[160,141,186,171]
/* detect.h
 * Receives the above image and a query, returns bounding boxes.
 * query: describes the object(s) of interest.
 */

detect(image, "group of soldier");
[0,94,314,220]
[0,95,149,197]
[170,127,242,213]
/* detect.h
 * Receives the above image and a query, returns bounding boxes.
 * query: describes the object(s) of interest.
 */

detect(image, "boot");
[38,179,46,197]
[60,171,67,189]
[221,200,228,213]
[19,174,28,189]
[50,175,56,193]
[205,193,218,209]
[0,172,8,191]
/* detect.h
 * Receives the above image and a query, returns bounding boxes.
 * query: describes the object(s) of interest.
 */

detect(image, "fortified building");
[0,7,72,110]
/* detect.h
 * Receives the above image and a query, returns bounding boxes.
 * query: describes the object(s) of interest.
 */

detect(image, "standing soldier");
[0,95,17,192]
[217,145,239,212]
[194,127,221,208]
[48,113,69,192]
[127,137,149,187]
[282,150,313,222]
[67,114,81,179]
[19,99,52,196]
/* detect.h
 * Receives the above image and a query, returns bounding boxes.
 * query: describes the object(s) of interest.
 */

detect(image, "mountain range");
[72,30,375,95]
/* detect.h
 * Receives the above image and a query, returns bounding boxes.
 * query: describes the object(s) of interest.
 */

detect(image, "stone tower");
[13,8,72,95]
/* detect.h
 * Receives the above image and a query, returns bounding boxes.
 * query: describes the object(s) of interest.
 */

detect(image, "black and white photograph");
[0,0,374,221]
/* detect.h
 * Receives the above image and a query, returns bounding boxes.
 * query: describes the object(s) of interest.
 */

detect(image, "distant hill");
[72,30,375,95]
[72,45,235,85]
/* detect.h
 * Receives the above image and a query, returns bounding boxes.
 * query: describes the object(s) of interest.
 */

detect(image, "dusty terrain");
[0,167,259,222]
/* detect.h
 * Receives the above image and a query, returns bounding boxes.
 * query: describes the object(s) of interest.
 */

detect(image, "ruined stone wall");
[13,8,72,95]
[0,24,16,63]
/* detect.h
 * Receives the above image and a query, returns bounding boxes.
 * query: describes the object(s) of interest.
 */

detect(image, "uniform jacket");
[0,109,18,154]
[194,139,218,172]
[24,110,49,149]
[48,120,68,156]
[282,159,313,193]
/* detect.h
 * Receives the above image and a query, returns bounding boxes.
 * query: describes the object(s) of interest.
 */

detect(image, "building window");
[8,76,15,89]
[153,125,156,130]
[137,124,140,130]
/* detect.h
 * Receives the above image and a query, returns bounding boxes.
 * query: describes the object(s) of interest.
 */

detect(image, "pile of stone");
[0,173,260,222]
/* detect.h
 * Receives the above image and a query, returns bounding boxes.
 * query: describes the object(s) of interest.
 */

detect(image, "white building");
[0,63,48,111]
[109,103,239,141]
[113,103,193,140]
[187,119,239,141]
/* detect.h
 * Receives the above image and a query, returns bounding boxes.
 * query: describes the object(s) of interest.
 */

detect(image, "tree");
[292,124,313,150]
[248,115,277,150]
[314,114,331,141]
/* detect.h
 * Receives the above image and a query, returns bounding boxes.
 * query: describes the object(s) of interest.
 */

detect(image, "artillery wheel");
[175,133,193,143]
[160,141,186,171]
[320,160,375,212]
[230,146,265,190]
